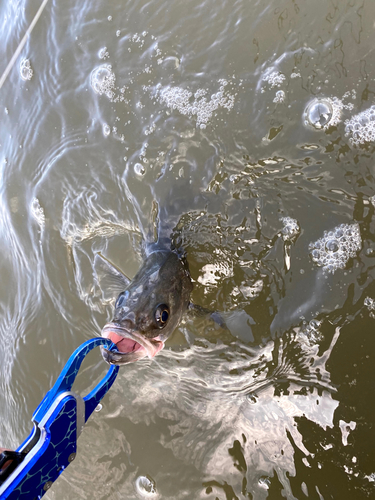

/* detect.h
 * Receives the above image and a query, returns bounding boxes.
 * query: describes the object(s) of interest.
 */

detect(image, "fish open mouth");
[100,323,164,365]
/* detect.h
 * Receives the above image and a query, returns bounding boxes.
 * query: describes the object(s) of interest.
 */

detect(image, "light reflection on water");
[1,0,375,498]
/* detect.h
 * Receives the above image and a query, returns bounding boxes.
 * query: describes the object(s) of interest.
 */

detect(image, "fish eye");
[154,304,170,328]
[115,291,128,308]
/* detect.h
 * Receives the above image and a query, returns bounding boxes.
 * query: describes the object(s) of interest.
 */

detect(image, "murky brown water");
[1,0,375,498]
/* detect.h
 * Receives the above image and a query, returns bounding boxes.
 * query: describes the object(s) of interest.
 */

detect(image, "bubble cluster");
[273,90,285,103]
[145,122,156,135]
[262,71,285,88]
[345,105,375,145]
[309,223,361,273]
[364,297,375,318]
[90,65,116,98]
[157,79,235,128]
[20,59,33,81]
[296,319,323,347]
[280,217,300,241]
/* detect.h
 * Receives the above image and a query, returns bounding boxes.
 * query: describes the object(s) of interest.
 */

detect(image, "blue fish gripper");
[0,337,119,499]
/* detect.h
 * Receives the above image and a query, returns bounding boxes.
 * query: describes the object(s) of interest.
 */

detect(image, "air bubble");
[135,475,157,497]
[325,239,339,252]
[335,228,344,238]
[134,163,145,176]
[304,99,333,129]
[309,223,361,273]
[311,249,320,259]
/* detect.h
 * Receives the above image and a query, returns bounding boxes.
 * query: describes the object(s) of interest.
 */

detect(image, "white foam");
[309,223,361,273]
[326,97,348,127]
[157,79,235,128]
[345,105,375,145]
[364,297,375,318]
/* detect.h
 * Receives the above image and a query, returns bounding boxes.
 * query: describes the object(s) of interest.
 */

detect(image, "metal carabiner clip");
[0,337,119,499]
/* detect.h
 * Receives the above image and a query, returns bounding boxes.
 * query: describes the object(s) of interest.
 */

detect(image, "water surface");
[1,0,375,498]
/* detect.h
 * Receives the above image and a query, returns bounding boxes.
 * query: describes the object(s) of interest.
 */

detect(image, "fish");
[95,249,193,365]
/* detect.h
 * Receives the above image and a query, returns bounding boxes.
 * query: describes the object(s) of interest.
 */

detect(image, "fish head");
[101,250,193,364]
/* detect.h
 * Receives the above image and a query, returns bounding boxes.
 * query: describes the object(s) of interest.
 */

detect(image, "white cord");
[0,0,50,90]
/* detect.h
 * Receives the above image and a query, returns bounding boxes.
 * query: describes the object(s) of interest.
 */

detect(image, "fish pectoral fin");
[94,253,131,299]
[187,303,227,329]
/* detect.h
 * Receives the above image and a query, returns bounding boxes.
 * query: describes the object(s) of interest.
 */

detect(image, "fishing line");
[0,0,49,90]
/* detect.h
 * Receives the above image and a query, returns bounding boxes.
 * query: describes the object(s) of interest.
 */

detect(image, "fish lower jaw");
[100,325,165,364]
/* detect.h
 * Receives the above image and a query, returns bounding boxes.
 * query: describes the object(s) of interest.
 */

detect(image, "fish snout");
[110,316,135,332]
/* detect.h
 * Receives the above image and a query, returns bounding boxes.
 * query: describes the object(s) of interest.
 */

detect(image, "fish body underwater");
[98,249,193,365]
